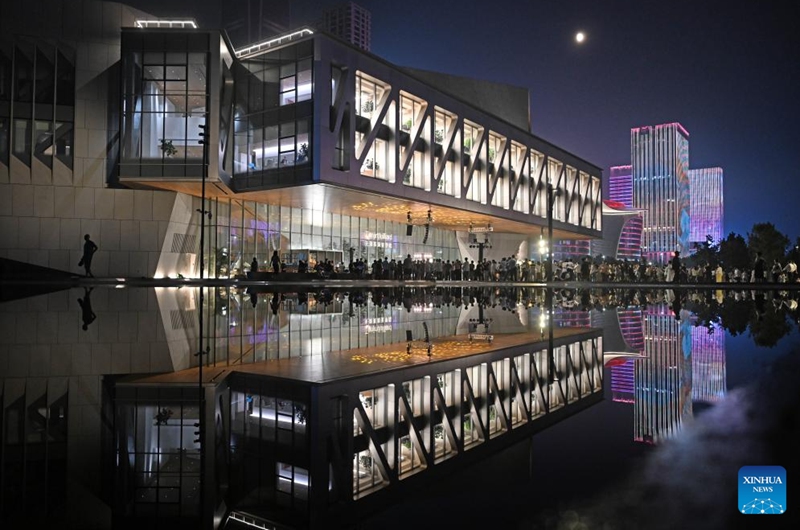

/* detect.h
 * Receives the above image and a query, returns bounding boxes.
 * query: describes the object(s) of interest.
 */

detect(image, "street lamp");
[546,183,561,282]
[196,119,209,525]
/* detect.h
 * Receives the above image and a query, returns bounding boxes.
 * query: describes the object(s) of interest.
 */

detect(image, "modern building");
[0,1,606,528]
[631,122,691,264]
[553,200,643,262]
[688,167,724,246]
[318,1,371,51]
[608,164,633,208]
[622,123,724,264]
[0,0,602,281]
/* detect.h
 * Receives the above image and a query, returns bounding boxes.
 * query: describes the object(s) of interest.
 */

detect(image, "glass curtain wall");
[229,378,309,514]
[121,32,209,177]
[204,199,460,278]
[115,387,202,518]
[232,40,312,184]
[205,288,462,365]
[0,40,74,170]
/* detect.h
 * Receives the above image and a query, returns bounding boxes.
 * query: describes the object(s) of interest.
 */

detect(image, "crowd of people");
[245,252,800,284]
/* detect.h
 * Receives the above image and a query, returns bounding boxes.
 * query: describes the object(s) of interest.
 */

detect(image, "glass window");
[0,50,11,101]
[13,119,30,161]
[34,47,55,104]
[0,118,9,165]
[121,42,208,171]
[13,45,33,103]
[55,51,75,106]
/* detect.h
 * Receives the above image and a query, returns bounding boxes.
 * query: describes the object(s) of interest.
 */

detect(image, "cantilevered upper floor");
[117,26,602,239]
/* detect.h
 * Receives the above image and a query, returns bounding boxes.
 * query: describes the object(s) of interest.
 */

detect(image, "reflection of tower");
[610,308,643,403]
[634,305,692,444]
[691,324,726,403]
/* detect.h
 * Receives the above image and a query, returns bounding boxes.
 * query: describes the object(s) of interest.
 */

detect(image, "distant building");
[319,1,371,51]
[221,0,292,48]
[689,167,724,245]
[608,165,633,208]
[553,201,642,261]
[631,122,691,264]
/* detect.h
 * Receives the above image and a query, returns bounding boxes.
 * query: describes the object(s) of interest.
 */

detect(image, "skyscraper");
[609,165,633,208]
[319,2,371,51]
[631,123,690,264]
[689,167,724,245]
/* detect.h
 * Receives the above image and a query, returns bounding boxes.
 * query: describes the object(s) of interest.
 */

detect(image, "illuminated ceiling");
[126,180,593,239]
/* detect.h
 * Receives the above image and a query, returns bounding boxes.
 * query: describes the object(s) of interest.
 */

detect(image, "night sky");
[120,0,800,241]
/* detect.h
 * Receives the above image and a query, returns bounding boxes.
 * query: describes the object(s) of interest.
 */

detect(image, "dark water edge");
[359,346,800,530]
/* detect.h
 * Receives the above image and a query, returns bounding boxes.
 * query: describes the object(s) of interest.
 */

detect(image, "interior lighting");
[236,29,315,58]
[135,19,198,29]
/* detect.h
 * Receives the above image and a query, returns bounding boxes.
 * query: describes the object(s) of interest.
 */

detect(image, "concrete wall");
[402,67,531,132]
[0,287,174,524]
[0,0,178,277]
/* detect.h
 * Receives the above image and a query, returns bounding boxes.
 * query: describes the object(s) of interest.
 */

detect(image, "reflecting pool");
[1,285,798,529]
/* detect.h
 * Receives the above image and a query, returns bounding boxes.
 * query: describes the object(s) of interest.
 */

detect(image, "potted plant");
[434,129,445,144]
[488,147,496,163]
[463,137,473,154]
[160,139,178,157]
[296,142,309,163]
[401,119,413,132]
[361,99,374,114]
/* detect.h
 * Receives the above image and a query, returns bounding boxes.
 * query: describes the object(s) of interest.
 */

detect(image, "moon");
[575,32,585,43]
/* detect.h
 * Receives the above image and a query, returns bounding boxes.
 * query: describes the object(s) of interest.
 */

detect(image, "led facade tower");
[609,165,633,208]
[689,167,724,245]
[691,324,726,403]
[631,123,690,264]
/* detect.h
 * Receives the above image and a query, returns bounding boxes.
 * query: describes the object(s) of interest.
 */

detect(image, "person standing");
[754,252,766,283]
[671,251,681,284]
[79,234,98,277]
[251,257,259,273]
[271,250,280,274]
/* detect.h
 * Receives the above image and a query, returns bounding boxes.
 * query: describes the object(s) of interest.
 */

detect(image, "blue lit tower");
[689,167,724,246]
[631,123,690,264]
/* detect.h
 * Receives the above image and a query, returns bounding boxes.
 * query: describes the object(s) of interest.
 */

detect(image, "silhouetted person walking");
[671,251,681,284]
[77,287,96,330]
[79,234,98,277]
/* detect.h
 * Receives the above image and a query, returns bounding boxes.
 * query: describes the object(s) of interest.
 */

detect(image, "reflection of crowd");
[240,285,799,324]
[248,252,800,284]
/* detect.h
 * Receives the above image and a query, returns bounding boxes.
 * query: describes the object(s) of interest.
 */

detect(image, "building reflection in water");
[603,298,727,445]
[1,286,795,529]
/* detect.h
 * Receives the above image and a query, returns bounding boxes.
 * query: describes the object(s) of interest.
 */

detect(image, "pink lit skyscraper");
[631,123,691,264]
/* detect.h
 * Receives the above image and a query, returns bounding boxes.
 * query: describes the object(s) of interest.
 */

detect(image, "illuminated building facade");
[0,1,606,528]
[634,306,692,444]
[689,167,724,245]
[631,123,691,264]
[691,324,726,403]
[554,201,642,261]
[608,165,633,208]
[0,0,602,279]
